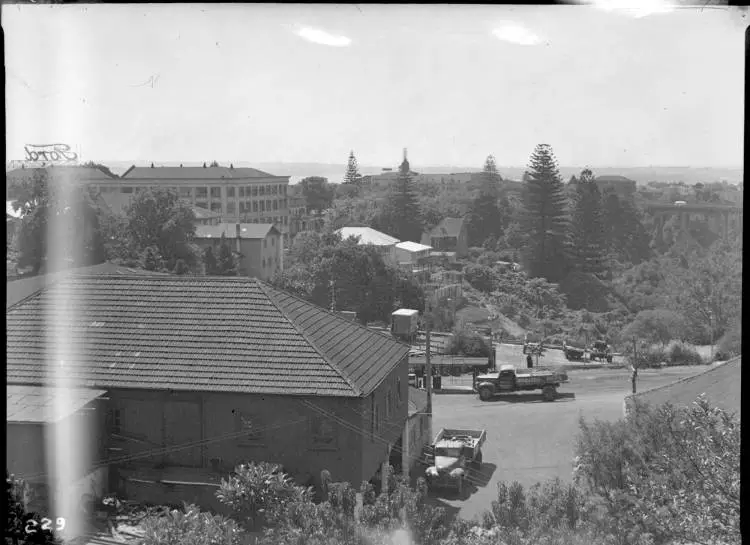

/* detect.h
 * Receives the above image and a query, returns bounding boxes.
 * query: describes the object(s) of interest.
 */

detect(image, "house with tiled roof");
[6,273,410,512]
[337,226,400,266]
[421,217,468,257]
[193,223,282,279]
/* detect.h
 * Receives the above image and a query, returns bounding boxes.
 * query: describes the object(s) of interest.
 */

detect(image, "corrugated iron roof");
[7,275,409,397]
[7,385,107,423]
[396,241,432,252]
[122,166,278,179]
[337,227,399,246]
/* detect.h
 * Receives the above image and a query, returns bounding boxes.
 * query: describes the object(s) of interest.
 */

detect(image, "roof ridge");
[256,280,363,397]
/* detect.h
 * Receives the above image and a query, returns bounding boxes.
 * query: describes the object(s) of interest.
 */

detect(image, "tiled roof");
[630,357,741,418]
[122,166,278,179]
[7,275,409,397]
[6,262,169,310]
[7,385,107,423]
[338,227,400,246]
[194,223,279,239]
[430,217,464,238]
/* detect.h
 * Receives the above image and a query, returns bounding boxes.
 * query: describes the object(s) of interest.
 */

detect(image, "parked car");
[425,428,486,497]
[474,364,569,402]
[563,340,585,362]
[589,340,613,363]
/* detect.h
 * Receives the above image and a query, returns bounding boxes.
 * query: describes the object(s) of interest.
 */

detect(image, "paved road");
[430,365,709,522]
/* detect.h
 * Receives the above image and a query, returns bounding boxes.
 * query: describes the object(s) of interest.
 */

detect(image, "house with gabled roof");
[194,222,283,279]
[6,273,410,512]
[421,217,468,257]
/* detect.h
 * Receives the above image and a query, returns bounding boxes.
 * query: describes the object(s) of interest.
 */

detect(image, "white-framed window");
[397,378,402,405]
[386,389,392,419]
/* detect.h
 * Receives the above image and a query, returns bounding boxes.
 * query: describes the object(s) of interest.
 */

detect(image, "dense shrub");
[666,341,704,366]
[446,329,491,357]
[5,472,61,544]
[716,320,741,360]
[575,396,740,545]
[558,272,612,313]
[140,503,244,545]
[620,309,688,347]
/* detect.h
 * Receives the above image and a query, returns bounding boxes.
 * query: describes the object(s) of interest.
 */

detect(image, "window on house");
[121,187,133,194]
[271,237,275,246]
[273,200,278,211]
[239,187,245,198]
[265,185,271,195]
[260,201,265,212]
[235,410,264,444]
[264,239,267,249]
[227,187,236,198]
[375,403,380,431]
[397,378,402,405]
[272,185,278,195]
[226,202,236,215]
[386,389,392,419]
[179,187,193,198]
[252,186,258,197]
[210,187,221,199]
[262,258,266,268]
[196,187,208,199]
[253,201,258,212]
[259,185,265,196]
[309,415,337,449]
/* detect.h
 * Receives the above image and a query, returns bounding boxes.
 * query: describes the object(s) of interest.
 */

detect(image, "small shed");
[392,309,419,337]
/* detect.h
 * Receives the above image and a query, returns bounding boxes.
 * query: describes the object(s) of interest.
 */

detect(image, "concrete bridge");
[645,201,743,242]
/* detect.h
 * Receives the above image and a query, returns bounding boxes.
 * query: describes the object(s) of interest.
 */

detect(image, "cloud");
[294,25,352,47]
[492,23,542,46]
[579,0,674,18]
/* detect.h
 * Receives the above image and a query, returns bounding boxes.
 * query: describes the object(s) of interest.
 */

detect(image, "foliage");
[125,187,198,271]
[601,190,651,266]
[5,472,61,544]
[11,170,106,274]
[140,502,245,545]
[558,271,613,313]
[663,242,741,343]
[463,264,497,293]
[216,462,313,531]
[716,320,741,360]
[202,245,218,275]
[525,277,567,321]
[300,176,335,214]
[215,233,238,276]
[447,328,491,357]
[665,340,704,366]
[465,156,507,247]
[520,144,570,282]
[569,169,607,277]
[619,309,688,347]
[575,397,740,545]
[374,156,424,243]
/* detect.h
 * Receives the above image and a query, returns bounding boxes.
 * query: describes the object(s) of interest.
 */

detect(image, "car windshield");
[435,447,461,458]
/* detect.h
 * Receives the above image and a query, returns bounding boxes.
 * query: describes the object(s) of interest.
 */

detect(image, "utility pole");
[631,336,638,395]
[424,289,434,441]
[329,279,336,313]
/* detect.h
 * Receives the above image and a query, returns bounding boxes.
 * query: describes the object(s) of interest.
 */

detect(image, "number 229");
[24,517,66,534]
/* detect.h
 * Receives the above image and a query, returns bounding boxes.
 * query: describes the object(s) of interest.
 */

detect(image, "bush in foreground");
[140,503,244,545]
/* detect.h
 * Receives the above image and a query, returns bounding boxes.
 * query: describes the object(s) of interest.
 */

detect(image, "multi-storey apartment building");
[94,165,291,239]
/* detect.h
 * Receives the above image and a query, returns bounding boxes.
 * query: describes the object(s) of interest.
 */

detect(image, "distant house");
[337,226,400,266]
[6,273,410,513]
[421,217,468,257]
[194,223,282,280]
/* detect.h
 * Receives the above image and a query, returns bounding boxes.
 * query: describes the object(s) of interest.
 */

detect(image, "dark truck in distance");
[475,364,569,402]
[425,428,486,496]
[523,332,545,355]
[589,340,613,363]
[563,340,585,361]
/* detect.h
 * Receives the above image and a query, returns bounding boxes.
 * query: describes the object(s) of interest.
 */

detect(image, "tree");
[525,277,566,322]
[376,155,423,242]
[464,263,498,293]
[215,233,238,276]
[569,169,607,277]
[12,170,106,274]
[343,150,362,186]
[203,246,218,275]
[300,176,335,215]
[465,155,506,247]
[125,187,198,271]
[520,144,570,282]
[620,309,688,347]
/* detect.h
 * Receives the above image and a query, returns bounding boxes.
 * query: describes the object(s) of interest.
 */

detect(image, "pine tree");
[466,155,506,246]
[216,233,237,276]
[569,169,607,276]
[343,150,362,185]
[378,155,423,242]
[521,144,570,282]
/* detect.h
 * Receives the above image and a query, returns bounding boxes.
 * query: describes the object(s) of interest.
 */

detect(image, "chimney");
[230,163,234,169]
[150,162,154,168]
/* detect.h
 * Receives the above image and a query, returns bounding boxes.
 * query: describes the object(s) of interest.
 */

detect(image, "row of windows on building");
[372,376,403,438]
[235,411,335,449]
[211,215,288,226]
[194,199,288,215]
[101,183,288,198]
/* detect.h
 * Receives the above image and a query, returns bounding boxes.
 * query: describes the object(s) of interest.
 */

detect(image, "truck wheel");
[479,387,493,401]
[543,385,557,402]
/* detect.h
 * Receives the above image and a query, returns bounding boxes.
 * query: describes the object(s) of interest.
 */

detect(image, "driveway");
[430,365,709,522]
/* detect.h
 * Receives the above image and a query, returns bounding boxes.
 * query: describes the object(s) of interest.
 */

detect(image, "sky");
[3,3,746,169]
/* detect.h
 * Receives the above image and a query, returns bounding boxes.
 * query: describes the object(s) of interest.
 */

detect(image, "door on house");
[164,401,203,467]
